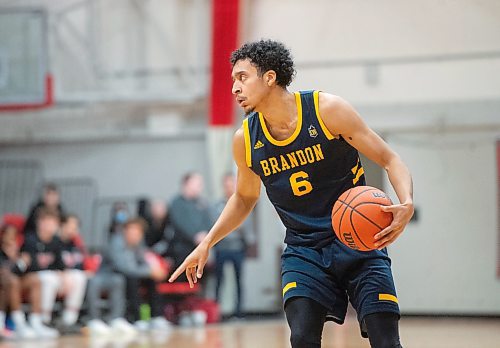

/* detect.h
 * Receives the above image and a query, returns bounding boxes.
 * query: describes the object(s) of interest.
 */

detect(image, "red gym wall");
[209,0,240,126]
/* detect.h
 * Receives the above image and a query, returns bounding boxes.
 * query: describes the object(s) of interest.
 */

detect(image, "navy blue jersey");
[243,90,365,248]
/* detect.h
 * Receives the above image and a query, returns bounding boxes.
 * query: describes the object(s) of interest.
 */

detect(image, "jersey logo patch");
[308,125,318,138]
[254,140,264,149]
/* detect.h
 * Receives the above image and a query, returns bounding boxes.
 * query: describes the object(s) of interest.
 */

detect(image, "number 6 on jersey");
[289,171,313,196]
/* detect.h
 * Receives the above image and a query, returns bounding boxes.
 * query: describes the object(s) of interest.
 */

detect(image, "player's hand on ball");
[374,202,414,249]
[168,243,210,288]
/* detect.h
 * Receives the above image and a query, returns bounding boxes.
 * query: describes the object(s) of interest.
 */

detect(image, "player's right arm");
[168,127,261,287]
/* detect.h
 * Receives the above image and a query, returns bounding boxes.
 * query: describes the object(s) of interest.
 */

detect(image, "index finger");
[374,223,394,241]
[169,262,187,283]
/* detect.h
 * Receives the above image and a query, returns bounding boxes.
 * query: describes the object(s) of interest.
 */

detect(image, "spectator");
[24,183,65,236]
[109,217,171,331]
[60,214,86,270]
[169,172,212,272]
[212,173,255,319]
[58,215,88,328]
[143,199,173,257]
[21,208,85,328]
[85,251,137,335]
[108,201,130,237]
[0,264,11,339]
[0,224,58,338]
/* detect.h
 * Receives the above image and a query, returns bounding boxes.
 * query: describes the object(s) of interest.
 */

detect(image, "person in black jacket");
[21,208,85,327]
[0,224,59,338]
[24,183,65,237]
[142,199,174,257]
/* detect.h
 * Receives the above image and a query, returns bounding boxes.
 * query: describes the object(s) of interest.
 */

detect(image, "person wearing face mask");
[108,202,130,237]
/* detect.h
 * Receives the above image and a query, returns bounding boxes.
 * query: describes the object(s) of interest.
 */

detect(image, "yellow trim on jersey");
[258,92,302,146]
[243,118,252,167]
[313,90,335,140]
[351,160,359,174]
[353,167,365,185]
[282,281,297,296]
[379,293,398,304]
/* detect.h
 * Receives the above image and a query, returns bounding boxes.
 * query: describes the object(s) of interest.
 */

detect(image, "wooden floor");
[1,316,500,348]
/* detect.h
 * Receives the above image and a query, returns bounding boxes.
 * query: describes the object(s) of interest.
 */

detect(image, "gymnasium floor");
[1,315,499,348]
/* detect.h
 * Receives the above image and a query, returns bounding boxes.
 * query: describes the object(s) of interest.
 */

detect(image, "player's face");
[231,59,269,115]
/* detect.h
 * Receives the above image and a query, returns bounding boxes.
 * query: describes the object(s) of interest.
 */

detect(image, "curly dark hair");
[230,39,296,88]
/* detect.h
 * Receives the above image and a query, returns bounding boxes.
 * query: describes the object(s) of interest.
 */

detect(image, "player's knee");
[365,312,402,348]
[369,338,403,348]
[290,328,321,348]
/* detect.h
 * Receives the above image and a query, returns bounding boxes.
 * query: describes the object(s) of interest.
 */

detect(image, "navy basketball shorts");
[281,237,400,326]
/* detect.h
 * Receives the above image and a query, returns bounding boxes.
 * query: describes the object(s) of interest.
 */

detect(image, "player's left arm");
[319,92,414,249]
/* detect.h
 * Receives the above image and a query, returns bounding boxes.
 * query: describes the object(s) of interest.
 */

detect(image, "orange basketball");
[331,186,393,251]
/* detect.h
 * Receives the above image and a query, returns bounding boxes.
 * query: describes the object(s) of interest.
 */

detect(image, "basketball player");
[170,40,413,348]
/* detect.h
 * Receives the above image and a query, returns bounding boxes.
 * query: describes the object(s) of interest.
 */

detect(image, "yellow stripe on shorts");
[379,293,398,304]
[282,282,297,296]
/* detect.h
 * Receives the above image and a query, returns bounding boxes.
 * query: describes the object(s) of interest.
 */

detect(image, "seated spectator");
[59,215,88,327]
[24,183,65,236]
[60,214,86,270]
[169,172,212,274]
[85,248,137,335]
[109,218,171,331]
[21,208,85,328]
[0,224,58,339]
[108,201,130,237]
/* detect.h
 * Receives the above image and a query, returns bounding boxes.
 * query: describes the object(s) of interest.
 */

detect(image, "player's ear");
[264,70,277,87]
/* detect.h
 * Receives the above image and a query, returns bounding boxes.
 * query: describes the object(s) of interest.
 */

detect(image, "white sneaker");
[32,323,59,339]
[109,318,137,335]
[178,311,193,327]
[87,319,112,336]
[133,320,149,332]
[191,310,207,326]
[14,324,37,339]
[149,317,172,331]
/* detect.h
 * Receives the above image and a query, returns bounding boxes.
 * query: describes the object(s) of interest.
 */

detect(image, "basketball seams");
[332,187,376,233]
[331,185,356,218]
[348,207,370,250]
[351,202,392,230]
[332,186,393,251]
[336,202,349,245]
[334,187,374,242]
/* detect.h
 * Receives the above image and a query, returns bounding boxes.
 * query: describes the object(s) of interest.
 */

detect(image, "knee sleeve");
[285,297,327,348]
[364,312,403,348]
